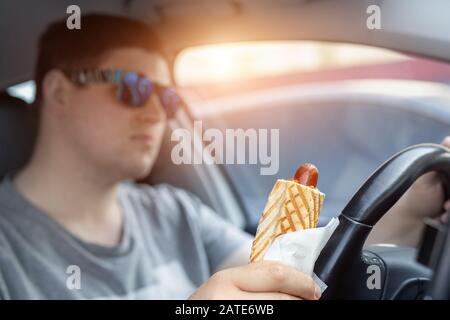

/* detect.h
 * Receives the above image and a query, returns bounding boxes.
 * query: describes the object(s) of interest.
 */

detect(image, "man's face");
[59,47,170,180]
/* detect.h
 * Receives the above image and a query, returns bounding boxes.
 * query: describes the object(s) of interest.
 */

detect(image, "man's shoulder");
[0,176,22,219]
[0,193,14,259]
[0,177,37,255]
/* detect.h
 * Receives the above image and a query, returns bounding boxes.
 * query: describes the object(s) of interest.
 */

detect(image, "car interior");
[1,0,450,300]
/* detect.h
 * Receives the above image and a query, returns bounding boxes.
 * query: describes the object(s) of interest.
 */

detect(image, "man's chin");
[134,168,153,181]
[123,160,155,181]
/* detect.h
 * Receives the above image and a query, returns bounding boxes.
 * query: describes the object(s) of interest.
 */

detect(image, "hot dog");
[249,162,325,262]
[292,163,319,188]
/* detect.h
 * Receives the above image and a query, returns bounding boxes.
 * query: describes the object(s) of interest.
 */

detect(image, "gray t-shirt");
[0,174,252,299]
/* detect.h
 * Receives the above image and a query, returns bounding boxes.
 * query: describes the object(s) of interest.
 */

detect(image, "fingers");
[440,137,450,218]
[440,212,449,224]
[407,136,450,191]
[225,261,320,300]
[444,199,450,212]
[437,200,450,224]
[441,136,450,148]
[236,291,302,300]
[440,200,449,224]
[442,137,450,220]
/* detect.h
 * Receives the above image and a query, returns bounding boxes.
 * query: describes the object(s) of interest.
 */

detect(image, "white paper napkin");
[263,217,340,293]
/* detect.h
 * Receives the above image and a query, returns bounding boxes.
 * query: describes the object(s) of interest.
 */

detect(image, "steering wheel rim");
[314,143,450,299]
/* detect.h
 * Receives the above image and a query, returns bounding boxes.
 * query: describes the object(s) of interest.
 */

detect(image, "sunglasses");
[64,69,182,118]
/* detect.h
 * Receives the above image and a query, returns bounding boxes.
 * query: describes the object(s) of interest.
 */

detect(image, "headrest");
[0,92,37,179]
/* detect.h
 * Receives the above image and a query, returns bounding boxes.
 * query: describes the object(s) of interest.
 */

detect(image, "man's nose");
[134,96,166,124]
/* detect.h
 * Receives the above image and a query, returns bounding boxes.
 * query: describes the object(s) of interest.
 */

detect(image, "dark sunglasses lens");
[160,88,182,118]
[119,72,153,107]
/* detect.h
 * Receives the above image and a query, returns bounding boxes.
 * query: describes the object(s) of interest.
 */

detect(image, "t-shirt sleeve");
[0,270,5,300]
[0,237,10,300]
[170,187,253,272]
[0,253,10,300]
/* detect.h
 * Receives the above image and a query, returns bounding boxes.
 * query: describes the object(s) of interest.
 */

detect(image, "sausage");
[292,163,319,188]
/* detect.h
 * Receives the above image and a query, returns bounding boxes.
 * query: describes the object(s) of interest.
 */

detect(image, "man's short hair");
[34,14,164,107]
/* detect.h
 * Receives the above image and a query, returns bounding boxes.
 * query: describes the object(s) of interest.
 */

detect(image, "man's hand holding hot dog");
[189,260,321,300]
[190,165,324,300]
[367,136,450,247]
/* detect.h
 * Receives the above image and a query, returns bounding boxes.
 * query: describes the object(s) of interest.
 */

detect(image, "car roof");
[1,0,450,89]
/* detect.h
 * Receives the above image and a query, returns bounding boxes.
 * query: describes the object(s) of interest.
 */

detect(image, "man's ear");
[42,69,72,110]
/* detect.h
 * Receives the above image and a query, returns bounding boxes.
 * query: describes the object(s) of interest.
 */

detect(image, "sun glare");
[175,41,409,86]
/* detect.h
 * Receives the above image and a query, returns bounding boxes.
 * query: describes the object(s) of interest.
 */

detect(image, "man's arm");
[366,137,450,247]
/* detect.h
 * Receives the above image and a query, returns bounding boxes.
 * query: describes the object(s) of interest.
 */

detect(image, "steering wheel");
[314,144,450,299]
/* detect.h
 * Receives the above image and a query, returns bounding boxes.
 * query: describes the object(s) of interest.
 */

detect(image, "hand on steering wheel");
[366,138,450,247]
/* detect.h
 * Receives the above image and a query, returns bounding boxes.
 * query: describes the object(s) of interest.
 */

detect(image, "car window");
[6,80,35,103]
[175,41,450,229]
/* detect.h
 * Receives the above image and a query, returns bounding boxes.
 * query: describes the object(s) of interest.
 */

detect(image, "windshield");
[175,41,450,228]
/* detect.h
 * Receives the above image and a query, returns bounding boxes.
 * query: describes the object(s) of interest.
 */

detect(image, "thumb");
[441,136,450,149]
[444,199,450,212]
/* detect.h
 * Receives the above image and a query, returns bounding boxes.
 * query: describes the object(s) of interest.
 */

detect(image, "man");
[0,14,447,299]
[0,14,319,300]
